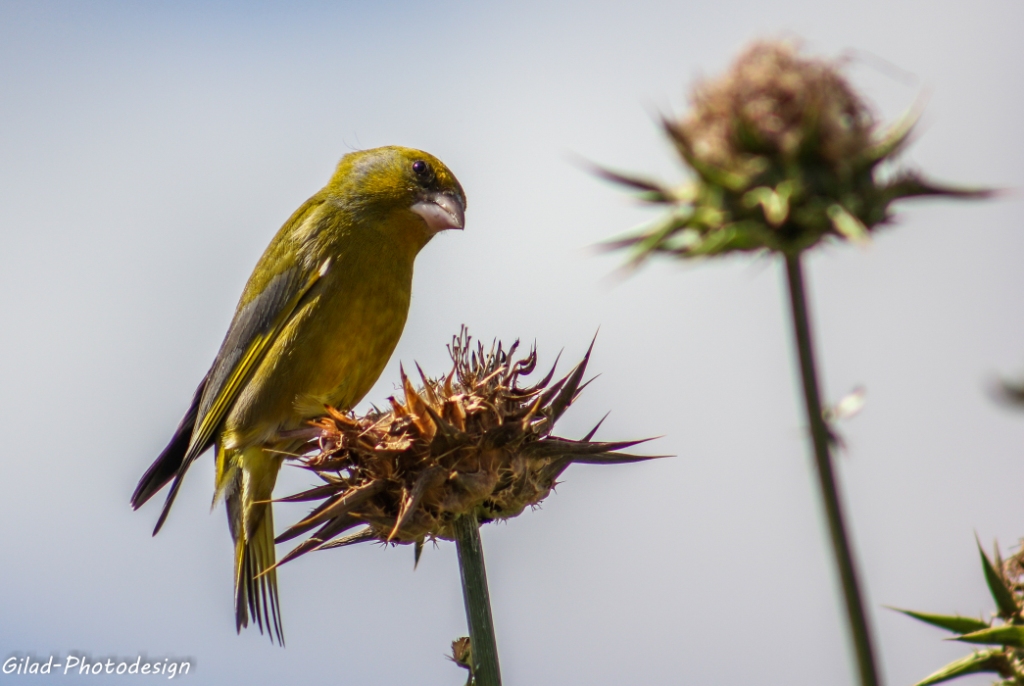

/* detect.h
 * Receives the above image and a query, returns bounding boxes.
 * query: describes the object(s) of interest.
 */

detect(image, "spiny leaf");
[890,607,990,635]
[911,649,1010,686]
[977,540,1019,620]
[956,624,1024,648]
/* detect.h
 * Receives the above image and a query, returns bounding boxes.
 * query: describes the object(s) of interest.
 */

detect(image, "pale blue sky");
[1,1,1022,684]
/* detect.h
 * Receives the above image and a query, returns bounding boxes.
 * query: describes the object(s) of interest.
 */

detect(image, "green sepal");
[743,183,793,227]
[911,649,1010,686]
[978,541,1019,620]
[862,106,920,165]
[827,203,870,244]
[956,624,1024,648]
[890,607,989,635]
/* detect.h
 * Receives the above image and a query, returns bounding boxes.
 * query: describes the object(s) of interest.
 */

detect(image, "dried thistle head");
[274,329,657,566]
[600,39,991,261]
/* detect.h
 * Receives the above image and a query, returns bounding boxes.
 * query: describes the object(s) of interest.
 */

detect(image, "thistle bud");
[601,40,991,261]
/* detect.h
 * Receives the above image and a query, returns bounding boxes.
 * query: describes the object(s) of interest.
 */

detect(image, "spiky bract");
[274,330,655,566]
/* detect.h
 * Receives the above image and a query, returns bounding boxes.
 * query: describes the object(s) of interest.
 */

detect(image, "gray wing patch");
[196,266,306,431]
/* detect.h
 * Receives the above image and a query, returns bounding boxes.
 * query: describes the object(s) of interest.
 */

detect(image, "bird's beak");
[411,192,465,233]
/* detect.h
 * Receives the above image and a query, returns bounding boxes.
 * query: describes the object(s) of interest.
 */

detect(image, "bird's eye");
[412,160,428,175]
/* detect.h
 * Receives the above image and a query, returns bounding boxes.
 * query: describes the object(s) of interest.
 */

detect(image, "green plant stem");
[454,513,502,686]
[784,252,881,686]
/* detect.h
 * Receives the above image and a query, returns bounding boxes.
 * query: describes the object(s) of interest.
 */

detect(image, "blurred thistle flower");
[272,328,658,567]
[597,38,995,686]
[893,540,1024,686]
[599,40,991,262]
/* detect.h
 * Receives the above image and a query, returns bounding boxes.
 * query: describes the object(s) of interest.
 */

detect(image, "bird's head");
[327,146,466,248]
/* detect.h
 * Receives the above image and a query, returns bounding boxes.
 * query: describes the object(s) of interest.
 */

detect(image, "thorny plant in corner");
[895,540,1024,685]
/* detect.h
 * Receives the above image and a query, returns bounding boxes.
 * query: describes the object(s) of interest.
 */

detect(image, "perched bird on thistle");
[131,146,466,645]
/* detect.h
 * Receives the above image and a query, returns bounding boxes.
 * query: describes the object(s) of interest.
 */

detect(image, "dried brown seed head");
[274,329,660,567]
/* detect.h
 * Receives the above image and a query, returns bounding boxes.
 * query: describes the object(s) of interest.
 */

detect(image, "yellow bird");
[131,146,466,644]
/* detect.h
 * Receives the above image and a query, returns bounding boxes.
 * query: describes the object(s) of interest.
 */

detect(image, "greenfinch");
[131,146,466,645]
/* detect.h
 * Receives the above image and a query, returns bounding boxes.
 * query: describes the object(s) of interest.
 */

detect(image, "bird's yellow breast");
[220,221,419,450]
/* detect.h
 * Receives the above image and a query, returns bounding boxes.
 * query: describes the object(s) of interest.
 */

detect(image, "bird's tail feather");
[234,504,284,645]
[229,446,285,646]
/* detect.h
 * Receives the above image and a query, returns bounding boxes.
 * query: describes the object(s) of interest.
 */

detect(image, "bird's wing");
[150,252,332,534]
[191,258,332,457]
